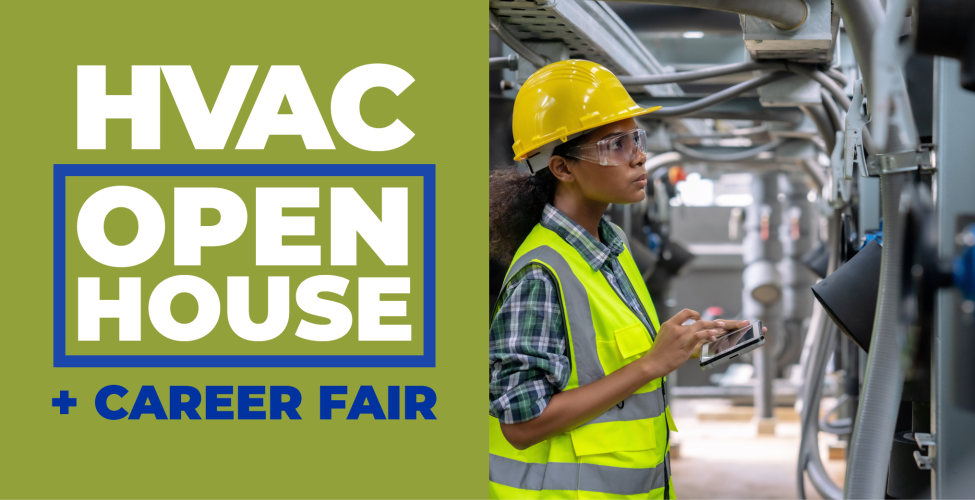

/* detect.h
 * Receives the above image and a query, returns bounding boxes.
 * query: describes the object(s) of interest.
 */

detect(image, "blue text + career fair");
[93,385,436,420]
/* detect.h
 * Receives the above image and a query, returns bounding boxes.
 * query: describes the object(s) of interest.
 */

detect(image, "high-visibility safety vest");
[489,223,678,499]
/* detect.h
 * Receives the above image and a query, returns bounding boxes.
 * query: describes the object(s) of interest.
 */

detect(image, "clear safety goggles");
[563,128,648,166]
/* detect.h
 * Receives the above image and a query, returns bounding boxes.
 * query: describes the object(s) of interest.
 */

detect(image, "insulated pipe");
[777,174,817,372]
[843,172,910,499]
[673,139,783,162]
[608,0,808,31]
[489,13,548,69]
[744,174,784,424]
[619,61,786,85]
[653,72,793,117]
[833,0,885,96]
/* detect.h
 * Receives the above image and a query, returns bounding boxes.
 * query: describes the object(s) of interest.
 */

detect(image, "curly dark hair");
[489,139,583,270]
[489,167,558,270]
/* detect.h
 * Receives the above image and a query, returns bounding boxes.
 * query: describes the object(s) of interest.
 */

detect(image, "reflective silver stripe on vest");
[490,453,670,495]
[503,246,606,386]
[582,388,666,426]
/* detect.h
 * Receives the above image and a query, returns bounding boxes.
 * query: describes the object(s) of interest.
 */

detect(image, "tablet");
[699,320,765,370]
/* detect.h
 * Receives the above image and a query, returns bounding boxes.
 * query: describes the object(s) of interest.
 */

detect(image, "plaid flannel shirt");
[489,204,658,424]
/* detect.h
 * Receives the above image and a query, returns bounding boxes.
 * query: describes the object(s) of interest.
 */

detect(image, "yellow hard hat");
[511,59,661,162]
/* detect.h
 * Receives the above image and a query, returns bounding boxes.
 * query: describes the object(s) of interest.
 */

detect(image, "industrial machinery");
[490,1,975,497]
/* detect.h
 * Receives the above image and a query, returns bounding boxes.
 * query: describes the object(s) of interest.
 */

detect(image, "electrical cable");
[489,13,548,69]
[674,125,768,140]
[821,89,846,132]
[800,104,837,153]
[673,139,783,162]
[796,212,844,500]
[619,61,786,85]
[826,67,849,86]
[652,71,792,117]
[819,394,855,435]
[790,66,853,111]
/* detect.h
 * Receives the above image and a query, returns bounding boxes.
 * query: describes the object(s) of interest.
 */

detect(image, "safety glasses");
[563,128,648,166]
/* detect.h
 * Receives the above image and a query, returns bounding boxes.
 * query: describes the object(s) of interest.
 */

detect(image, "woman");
[488,60,764,499]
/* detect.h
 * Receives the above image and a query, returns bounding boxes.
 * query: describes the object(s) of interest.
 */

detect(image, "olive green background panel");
[0,1,487,498]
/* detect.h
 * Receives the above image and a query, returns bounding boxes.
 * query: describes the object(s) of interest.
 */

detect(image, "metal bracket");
[845,80,869,178]
[829,130,846,207]
[864,144,936,176]
[913,432,936,471]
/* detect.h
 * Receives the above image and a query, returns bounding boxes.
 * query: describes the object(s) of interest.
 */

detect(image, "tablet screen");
[701,324,756,361]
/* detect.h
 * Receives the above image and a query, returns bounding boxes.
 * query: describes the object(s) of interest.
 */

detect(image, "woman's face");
[551,118,648,205]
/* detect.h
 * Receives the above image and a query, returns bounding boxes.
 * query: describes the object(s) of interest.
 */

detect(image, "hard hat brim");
[513,105,662,161]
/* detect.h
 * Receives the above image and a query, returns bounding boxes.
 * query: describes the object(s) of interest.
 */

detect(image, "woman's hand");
[636,309,721,378]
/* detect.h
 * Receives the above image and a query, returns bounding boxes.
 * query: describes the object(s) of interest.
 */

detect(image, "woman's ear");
[549,155,575,183]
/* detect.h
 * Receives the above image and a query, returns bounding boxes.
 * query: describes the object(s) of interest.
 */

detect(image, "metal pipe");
[619,61,786,85]
[653,72,792,117]
[489,12,548,69]
[844,172,910,499]
[609,0,808,31]
[833,0,885,95]
[673,139,784,162]
[489,54,519,71]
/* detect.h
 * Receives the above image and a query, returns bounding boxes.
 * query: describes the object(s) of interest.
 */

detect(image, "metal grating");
[489,0,684,97]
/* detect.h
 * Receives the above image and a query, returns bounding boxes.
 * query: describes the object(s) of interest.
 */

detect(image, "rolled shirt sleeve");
[489,265,571,424]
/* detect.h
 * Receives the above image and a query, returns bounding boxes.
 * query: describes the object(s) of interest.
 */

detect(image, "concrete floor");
[670,398,846,500]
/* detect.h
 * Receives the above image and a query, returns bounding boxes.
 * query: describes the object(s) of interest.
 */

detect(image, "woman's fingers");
[716,319,749,330]
[687,320,719,333]
[685,329,720,350]
[668,308,701,327]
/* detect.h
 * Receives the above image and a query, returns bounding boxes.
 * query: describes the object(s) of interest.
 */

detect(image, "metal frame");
[933,57,975,499]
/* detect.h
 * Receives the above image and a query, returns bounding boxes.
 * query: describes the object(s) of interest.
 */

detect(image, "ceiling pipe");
[607,0,808,31]
[489,12,548,69]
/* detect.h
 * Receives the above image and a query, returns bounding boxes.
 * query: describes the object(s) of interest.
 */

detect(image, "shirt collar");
[540,204,626,271]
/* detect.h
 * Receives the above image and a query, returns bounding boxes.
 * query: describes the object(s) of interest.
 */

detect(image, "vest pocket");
[614,322,652,359]
[569,418,657,456]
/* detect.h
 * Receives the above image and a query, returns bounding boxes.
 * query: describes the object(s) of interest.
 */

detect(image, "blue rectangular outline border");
[53,164,436,368]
